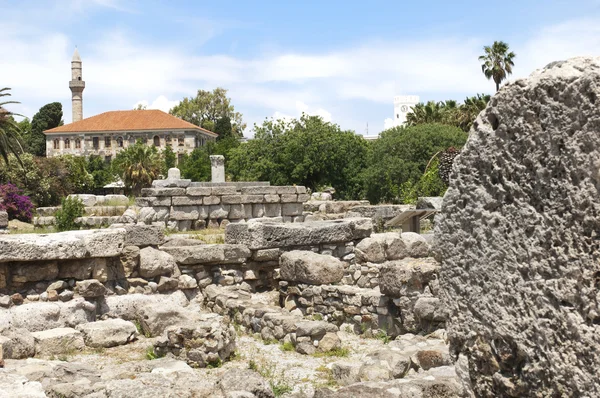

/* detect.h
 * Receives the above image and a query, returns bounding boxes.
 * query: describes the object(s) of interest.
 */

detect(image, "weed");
[145,345,159,360]
[312,313,323,321]
[375,329,392,344]
[57,354,69,362]
[315,365,337,388]
[360,322,369,335]
[312,347,350,358]
[270,381,292,397]
[248,360,258,371]
[207,357,222,369]
[280,341,295,352]
[262,338,278,346]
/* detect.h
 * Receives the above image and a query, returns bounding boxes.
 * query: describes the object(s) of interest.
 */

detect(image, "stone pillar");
[167,168,181,180]
[210,155,225,183]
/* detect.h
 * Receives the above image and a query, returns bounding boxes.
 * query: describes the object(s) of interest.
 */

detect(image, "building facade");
[44,48,217,159]
[393,95,420,127]
[44,109,217,160]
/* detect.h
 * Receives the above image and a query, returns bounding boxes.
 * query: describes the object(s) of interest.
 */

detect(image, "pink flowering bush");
[0,183,34,222]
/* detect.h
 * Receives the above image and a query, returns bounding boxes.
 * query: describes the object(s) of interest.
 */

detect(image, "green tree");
[479,41,516,92]
[456,94,491,131]
[227,114,369,199]
[170,88,245,136]
[61,155,94,193]
[86,155,114,191]
[0,88,24,165]
[362,123,467,204]
[162,145,177,175]
[179,136,240,182]
[214,116,234,140]
[112,139,162,195]
[27,102,64,156]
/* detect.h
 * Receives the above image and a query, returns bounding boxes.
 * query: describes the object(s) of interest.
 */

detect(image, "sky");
[2,0,600,137]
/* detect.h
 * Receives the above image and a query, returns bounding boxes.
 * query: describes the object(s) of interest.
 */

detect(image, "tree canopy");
[0,87,24,165]
[479,41,516,92]
[227,114,369,199]
[170,88,245,137]
[406,95,491,133]
[362,123,468,203]
[27,102,64,156]
[112,140,162,195]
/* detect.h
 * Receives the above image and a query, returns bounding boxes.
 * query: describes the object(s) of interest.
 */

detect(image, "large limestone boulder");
[436,57,600,397]
[355,232,408,263]
[31,327,85,356]
[139,246,176,278]
[217,369,274,398]
[379,257,439,298]
[161,244,250,265]
[76,319,138,348]
[280,251,344,285]
[0,328,35,358]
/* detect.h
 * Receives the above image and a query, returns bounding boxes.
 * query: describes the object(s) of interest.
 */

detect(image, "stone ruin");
[3,57,597,397]
[436,56,600,397]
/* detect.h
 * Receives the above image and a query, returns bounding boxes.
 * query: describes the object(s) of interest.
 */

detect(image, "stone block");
[11,261,59,283]
[0,211,8,229]
[178,220,192,231]
[186,187,212,196]
[31,327,85,356]
[139,246,176,278]
[151,178,191,188]
[228,204,246,220]
[75,279,106,297]
[241,186,278,195]
[170,206,199,220]
[118,224,165,247]
[252,248,280,262]
[203,196,221,205]
[161,244,251,265]
[244,204,253,219]
[263,195,280,203]
[141,187,186,197]
[225,218,372,250]
[297,194,311,203]
[296,186,307,194]
[171,196,204,206]
[276,186,297,194]
[135,196,172,207]
[264,203,281,217]
[0,229,126,263]
[209,204,230,219]
[252,204,265,218]
[281,203,303,216]
[67,194,96,207]
[280,251,344,285]
[221,195,241,204]
[211,186,238,196]
[240,195,264,204]
[280,194,297,203]
[76,319,138,348]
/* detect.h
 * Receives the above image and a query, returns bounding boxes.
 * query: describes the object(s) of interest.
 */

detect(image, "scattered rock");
[31,327,85,356]
[280,251,344,285]
[76,319,138,348]
[75,279,106,298]
[139,246,176,278]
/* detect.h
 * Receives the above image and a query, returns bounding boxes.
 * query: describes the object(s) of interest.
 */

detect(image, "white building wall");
[393,95,420,127]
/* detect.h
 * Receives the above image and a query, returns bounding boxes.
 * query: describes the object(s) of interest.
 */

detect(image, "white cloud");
[133,95,180,113]
[2,12,600,133]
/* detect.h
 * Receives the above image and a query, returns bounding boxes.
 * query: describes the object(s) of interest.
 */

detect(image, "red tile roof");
[44,109,217,136]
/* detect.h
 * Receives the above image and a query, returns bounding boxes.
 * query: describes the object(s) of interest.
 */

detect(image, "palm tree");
[479,41,516,92]
[112,139,162,195]
[456,94,491,131]
[0,88,24,165]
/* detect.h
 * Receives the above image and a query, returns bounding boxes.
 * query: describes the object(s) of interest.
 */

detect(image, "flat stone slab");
[225,218,372,249]
[76,319,138,348]
[0,229,126,263]
[31,327,85,356]
[161,244,251,265]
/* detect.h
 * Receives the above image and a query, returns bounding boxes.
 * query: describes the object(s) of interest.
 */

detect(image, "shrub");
[0,183,34,222]
[54,196,84,231]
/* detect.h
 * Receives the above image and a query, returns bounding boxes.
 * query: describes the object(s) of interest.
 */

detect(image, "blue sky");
[3,0,600,136]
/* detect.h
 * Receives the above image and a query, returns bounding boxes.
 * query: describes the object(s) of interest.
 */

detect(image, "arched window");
[64,138,70,149]
[153,136,160,147]
[117,137,123,148]
[178,137,184,146]
[105,136,111,148]
[53,139,59,150]
[75,138,81,149]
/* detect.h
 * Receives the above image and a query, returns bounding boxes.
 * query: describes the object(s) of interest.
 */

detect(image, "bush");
[54,196,85,231]
[0,183,34,222]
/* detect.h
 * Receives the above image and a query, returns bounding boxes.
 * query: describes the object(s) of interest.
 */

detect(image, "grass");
[312,313,323,321]
[280,341,295,352]
[270,381,293,397]
[248,359,292,397]
[375,329,392,344]
[206,357,222,369]
[145,345,160,360]
[315,365,338,388]
[312,347,350,358]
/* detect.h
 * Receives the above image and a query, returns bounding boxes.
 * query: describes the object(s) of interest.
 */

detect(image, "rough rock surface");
[280,251,344,285]
[76,319,138,348]
[436,57,600,397]
[139,246,176,278]
[31,327,85,356]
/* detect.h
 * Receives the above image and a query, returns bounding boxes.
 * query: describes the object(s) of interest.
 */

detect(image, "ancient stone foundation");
[437,56,600,397]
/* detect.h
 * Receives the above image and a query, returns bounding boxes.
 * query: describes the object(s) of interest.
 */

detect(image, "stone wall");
[136,183,309,231]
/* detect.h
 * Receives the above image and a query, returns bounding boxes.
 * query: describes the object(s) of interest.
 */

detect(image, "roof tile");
[44,109,217,136]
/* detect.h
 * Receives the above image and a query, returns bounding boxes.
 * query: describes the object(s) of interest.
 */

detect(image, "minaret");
[69,48,85,122]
